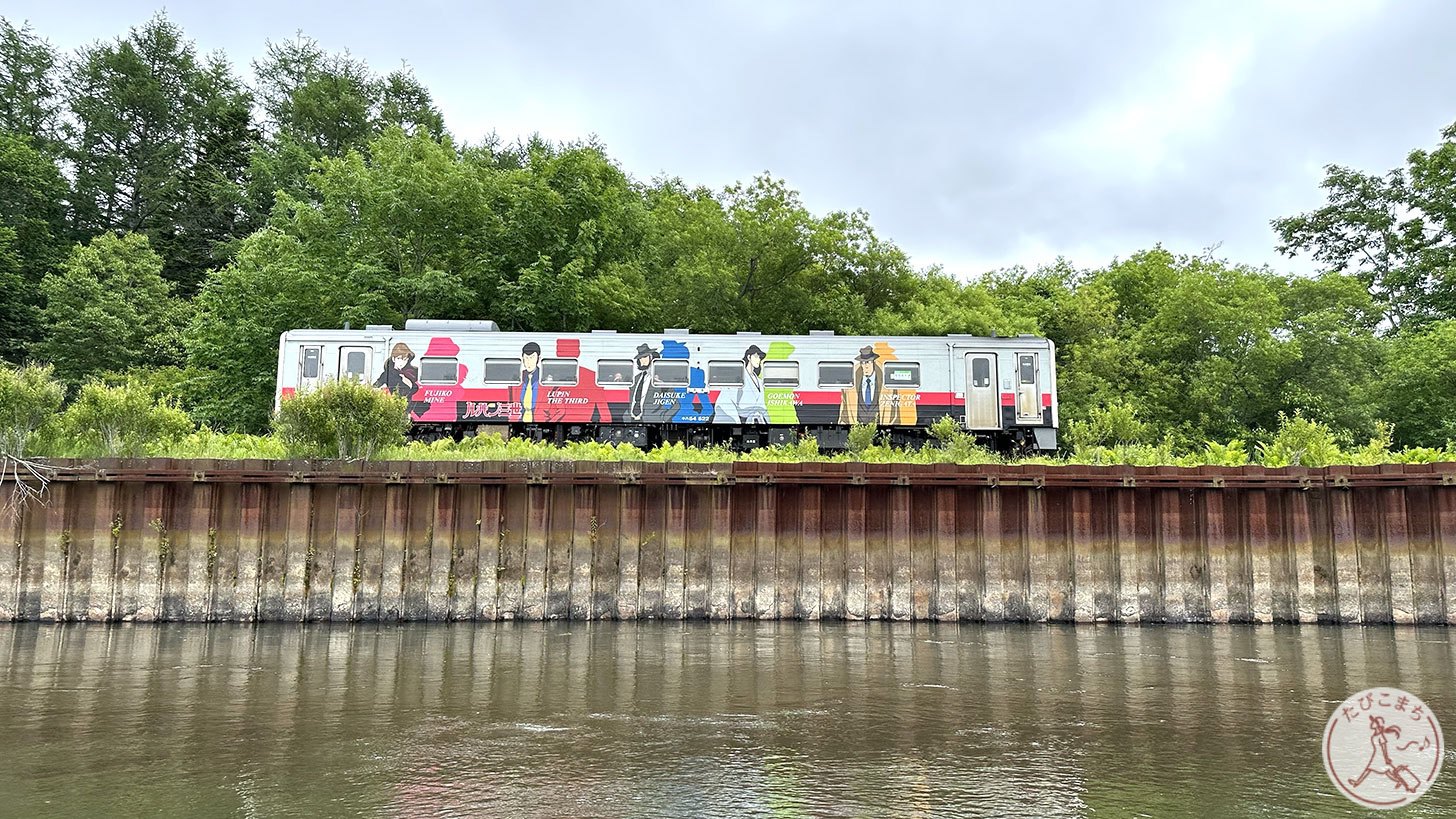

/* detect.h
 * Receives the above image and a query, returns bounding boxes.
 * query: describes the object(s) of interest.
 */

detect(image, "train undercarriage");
[407,422,1054,455]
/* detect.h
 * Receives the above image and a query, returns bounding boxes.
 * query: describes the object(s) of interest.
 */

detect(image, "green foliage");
[63,13,256,292]
[0,18,62,146]
[0,131,68,361]
[1063,400,1150,452]
[34,232,188,385]
[246,33,445,218]
[0,362,64,456]
[272,378,408,460]
[1198,439,1250,467]
[157,428,288,459]
[927,415,961,445]
[846,423,879,453]
[3,16,1454,459]
[921,416,1001,464]
[1257,412,1345,468]
[740,436,822,462]
[934,433,1002,465]
[56,379,194,457]
[1375,320,1456,447]
[1273,120,1456,330]
[1067,438,1181,467]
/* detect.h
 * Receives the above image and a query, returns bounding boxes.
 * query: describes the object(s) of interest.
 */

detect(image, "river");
[1,623,1452,817]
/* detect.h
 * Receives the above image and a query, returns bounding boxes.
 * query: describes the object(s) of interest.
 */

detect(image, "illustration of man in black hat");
[712,343,770,424]
[839,345,886,424]
[627,343,660,421]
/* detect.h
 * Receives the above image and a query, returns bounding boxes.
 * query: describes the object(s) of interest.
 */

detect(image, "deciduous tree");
[1273,121,1456,330]
[34,232,187,385]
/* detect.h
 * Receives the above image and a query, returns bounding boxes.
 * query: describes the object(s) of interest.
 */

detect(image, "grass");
[24,413,1456,467]
[120,426,1456,467]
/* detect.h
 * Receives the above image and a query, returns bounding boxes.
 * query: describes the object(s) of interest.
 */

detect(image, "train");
[275,320,1059,452]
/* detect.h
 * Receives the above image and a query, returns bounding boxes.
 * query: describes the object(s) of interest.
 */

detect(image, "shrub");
[1197,439,1250,467]
[58,379,195,457]
[159,428,289,459]
[927,415,961,445]
[1346,421,1396,466]
[1064,401,1151,452]
[1258,412,1344,467]
[273,379,409,460]
[741,435,823,462]
[923,415,1000,465]
[0,363,65,457]
[847,423,879,453]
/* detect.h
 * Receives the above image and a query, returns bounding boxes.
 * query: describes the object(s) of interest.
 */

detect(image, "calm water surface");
[1,623,1453,817]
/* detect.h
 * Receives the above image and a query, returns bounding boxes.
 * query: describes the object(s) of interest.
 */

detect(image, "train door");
[1015,352,1041,422]
[964,353,999,428]
[299,344,324,392]
[339,346,374,384]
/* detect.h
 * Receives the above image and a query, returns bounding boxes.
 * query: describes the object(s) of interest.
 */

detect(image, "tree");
[1375,320,1456,448]
[1270,272,1384,439]
[64,13,256,292]
[495,142,650,331]
[185,228,340,431]
[0,18,61,147]
[245,34,445,218]
[642,174,921,335]
[0,132,67,361]
[34,232,187,385]
[1273,120,1456,331]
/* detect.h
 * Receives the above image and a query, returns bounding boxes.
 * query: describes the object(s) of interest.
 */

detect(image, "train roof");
[281,326,1051,345]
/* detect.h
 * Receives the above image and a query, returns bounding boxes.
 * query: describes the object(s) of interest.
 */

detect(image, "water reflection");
[1,623,1453,817]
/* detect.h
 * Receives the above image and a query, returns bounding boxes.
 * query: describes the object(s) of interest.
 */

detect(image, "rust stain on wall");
[3,459,1454,623]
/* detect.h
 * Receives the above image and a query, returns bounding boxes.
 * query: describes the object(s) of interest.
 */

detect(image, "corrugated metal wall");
[3,460,1453,623]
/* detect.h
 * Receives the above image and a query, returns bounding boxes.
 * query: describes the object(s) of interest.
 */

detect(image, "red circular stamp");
[1323,687,1443,809]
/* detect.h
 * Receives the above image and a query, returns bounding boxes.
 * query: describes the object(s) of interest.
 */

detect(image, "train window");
[707,361,743,386]
[652,360,690,387]
[884,362,921,388]
[971,358,992,388]
[763,361,799,387]
[300,346,321,379]
[818,362,854,388]
[1019,355,1036,384]
[482,358,520,384]
[419,358,459,384]
[341,350,368,382]
[596,359,634,387]
[541,358,578,386]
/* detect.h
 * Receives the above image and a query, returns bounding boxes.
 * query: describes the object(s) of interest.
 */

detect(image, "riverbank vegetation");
[2,14,1455,462]
[4,365,1452,467]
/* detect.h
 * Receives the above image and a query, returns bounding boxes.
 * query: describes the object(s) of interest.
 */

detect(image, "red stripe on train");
[792,391,959,405]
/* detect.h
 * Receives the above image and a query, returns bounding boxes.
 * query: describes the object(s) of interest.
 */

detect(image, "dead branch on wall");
[0,455,57,522]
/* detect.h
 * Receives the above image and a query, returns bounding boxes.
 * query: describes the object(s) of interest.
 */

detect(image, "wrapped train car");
[276,320,1059,452]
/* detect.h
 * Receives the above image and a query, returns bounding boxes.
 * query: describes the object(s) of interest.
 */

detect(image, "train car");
[275,320,1059,452]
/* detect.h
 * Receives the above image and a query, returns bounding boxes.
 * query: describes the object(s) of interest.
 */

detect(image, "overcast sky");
[9,1,1456,277]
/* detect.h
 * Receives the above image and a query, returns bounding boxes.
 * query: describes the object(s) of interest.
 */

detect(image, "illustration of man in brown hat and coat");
[839,345,895,425]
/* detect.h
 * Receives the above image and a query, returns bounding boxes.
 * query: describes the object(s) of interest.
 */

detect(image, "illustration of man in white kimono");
[713,344,769,424]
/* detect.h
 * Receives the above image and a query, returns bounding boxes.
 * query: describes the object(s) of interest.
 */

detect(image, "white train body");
[276,321,1058,451]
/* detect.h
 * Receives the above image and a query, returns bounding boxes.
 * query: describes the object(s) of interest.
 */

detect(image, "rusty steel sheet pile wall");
[3,460,1454,624]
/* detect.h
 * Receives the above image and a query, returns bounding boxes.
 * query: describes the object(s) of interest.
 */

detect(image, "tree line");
[2,13,1454,453]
